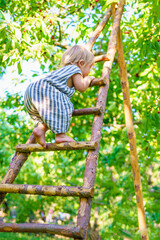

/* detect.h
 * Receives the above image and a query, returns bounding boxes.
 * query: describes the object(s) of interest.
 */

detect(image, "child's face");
[80,62,94,77]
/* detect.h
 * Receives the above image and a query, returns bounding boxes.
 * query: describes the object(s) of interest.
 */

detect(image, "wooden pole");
[0,223,84,238]
[0,184,94,197]
[113,4,149,239]
[76,1,125,239]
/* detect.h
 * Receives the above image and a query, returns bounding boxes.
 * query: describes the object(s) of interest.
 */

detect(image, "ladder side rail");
[114,5,148,239]
[0,133,36,204]
[76,1,125,239]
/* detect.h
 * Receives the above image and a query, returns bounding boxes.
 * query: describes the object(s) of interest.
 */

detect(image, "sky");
[0,59,44,98]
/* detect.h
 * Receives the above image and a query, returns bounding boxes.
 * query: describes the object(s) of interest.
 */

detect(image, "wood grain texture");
[15,141,97,153]
[0,223,84,238]
[115,3,148,239]
[0,184,94,197]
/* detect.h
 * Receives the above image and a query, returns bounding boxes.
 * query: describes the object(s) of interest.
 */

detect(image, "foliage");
[0,0,160,239]
[0,232,54,240]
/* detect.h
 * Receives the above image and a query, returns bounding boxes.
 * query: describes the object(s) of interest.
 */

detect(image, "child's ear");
[78,59,85,67]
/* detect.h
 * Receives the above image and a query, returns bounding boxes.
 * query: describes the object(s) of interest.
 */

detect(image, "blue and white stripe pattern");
[24,65,82,134]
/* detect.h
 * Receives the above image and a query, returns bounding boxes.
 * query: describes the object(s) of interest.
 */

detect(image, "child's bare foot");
[33,123,48,148]
[55,133,76,143]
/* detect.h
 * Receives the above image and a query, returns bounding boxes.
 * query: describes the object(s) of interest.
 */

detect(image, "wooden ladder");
[0,2,126,239]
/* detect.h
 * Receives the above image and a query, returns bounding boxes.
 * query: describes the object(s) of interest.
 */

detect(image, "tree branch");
[103,120,142,129]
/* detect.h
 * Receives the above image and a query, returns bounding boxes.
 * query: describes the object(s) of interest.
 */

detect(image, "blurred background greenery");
[0,0,159,239]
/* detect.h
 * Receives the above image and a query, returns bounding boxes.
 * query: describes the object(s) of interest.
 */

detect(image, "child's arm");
[72,74,95,93]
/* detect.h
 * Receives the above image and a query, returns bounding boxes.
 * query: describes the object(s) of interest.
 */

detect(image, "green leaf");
[106,0,119,5]
[157,56,160,69]
[14,27,22,41]
[17,58,22,74]
[139,66,153,77]
[0,2,159,238]
[2,53,10,62]
[0,10,5,21]
[0,23,6,31]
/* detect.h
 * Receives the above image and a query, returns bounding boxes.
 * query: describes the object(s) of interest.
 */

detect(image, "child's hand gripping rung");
[90,76,107,86]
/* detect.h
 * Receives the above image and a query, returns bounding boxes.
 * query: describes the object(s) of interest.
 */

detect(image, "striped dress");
[24,65,82,134]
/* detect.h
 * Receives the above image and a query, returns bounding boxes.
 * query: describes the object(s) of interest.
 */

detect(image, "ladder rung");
[94,54,110,62]
[15,141,97,153]
[72,106,103,116]
[0,223,84,239]
[0,184,94,197]
[90,76,106,86]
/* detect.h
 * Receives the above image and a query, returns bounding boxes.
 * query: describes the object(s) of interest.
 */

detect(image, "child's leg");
[33,123,48,148]
[55,133,75,143]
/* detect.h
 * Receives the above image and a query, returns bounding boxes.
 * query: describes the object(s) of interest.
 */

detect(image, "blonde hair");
[61,45,94,66]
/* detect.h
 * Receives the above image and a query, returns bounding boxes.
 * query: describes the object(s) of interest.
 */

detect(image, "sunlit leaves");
[0,1,160,239]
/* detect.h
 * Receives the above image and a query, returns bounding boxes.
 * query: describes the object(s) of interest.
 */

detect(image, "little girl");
[24,45,95,148]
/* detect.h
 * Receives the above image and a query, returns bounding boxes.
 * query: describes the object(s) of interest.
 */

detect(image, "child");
[24,45,95,148]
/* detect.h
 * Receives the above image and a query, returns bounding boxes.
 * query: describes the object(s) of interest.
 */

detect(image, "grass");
[0,232,66,240]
